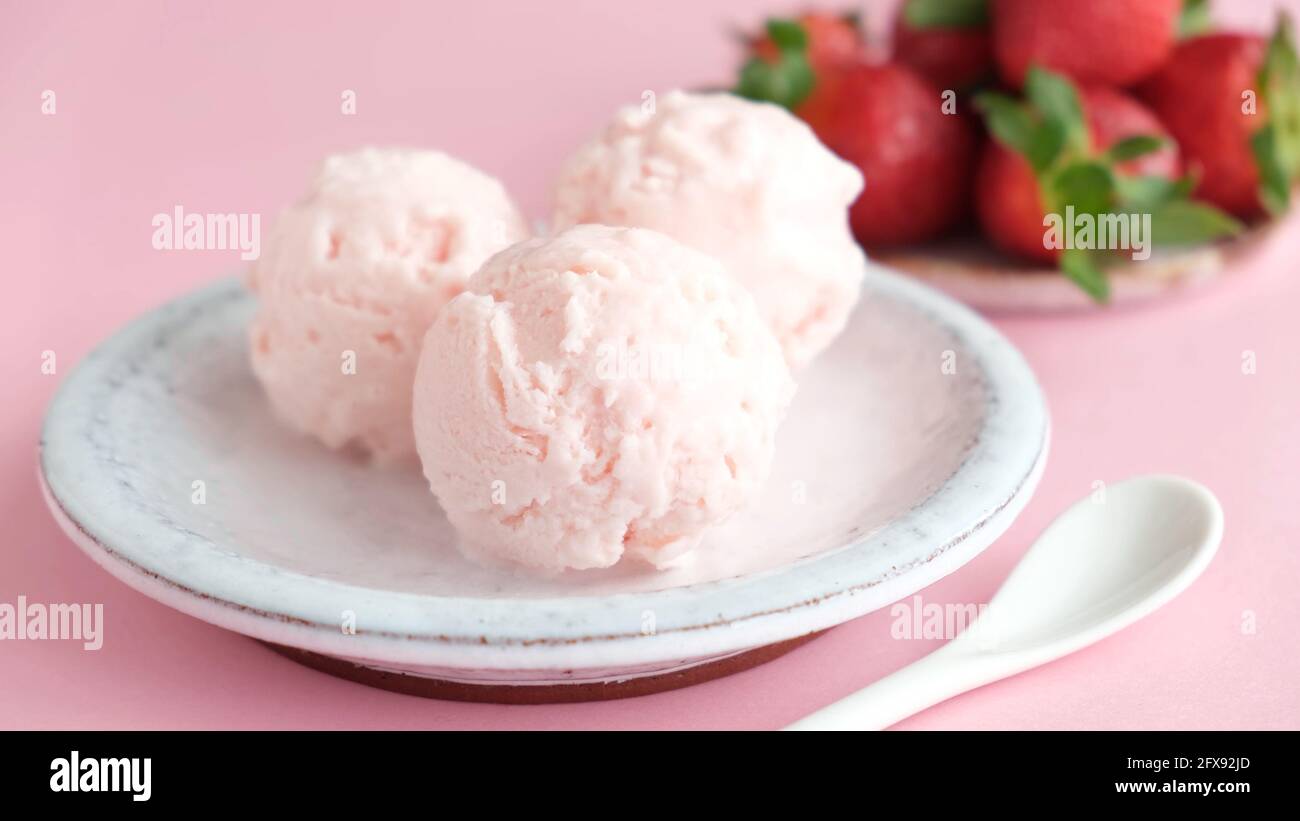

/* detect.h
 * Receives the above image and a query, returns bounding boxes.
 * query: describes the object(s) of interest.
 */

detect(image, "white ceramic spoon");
[786,474,1223,730]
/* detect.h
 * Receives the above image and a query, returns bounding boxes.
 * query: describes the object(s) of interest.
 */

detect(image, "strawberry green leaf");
[735,55,815,109]
[1149,199,1245,245]
[974,92,1065,173]
[1116,174,1195,212]
[765,18,808,51]
[1262,13,1300,84]
[1060,248,1111,303]
[903,0,988,29]
[1105,135,1167,163]
[734,18,817,110]
[1024,67,1089,155]
[1027,120,1069,175]
[1179,0,1212,39]
[1252,124,1292,215]
[974,93,1038,155]
[1049,161,1116,217]
[1255,13,1300,213]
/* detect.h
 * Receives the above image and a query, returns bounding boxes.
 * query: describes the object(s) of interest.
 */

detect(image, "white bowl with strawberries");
[734,0,1300,310]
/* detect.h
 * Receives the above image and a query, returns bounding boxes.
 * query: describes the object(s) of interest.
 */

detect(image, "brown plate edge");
[261,630,828,705]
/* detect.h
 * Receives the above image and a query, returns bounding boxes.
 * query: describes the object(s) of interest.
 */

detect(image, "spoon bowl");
[787,475,1223,730]
[977,475,1222,654]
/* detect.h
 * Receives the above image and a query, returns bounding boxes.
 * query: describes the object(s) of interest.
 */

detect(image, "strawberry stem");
[734,18,816,110]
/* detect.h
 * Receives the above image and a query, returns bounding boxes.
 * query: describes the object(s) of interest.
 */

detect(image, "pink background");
[4,0,1298,729]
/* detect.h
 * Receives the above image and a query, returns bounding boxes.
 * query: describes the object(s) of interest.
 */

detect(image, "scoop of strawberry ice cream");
[248,148,529,463]
[412,224,795,573]
[552,91,868,368]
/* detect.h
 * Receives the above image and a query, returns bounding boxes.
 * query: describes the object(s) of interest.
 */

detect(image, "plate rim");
[39,270,1050,670]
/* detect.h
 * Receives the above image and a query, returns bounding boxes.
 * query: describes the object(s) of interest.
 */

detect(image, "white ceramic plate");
[40,268,1049,695]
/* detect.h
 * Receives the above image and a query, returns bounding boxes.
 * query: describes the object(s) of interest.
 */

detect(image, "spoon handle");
[785,644,999,730]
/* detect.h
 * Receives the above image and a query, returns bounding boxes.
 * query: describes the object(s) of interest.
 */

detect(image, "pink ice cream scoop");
[248,148,529,463]
[412,224,796,573]
[552,91,868,369]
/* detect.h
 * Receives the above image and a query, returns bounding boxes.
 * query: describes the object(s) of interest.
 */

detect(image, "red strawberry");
[972,68,1242,301]
[991,0,1181,89]
[737,20,978,248]
[750,11,864,70]
[740,14,868,135]
[975,145,1053,263]
[1139,19,1300,219]
[1083,87,1181,178]
[977,86,1181,265]
[815,63,979,247]
[893,0,993,91]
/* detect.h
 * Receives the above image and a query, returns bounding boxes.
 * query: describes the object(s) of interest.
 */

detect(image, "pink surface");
[3,0,1298,729]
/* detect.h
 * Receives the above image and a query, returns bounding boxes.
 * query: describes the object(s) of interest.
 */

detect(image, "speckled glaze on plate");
[39,267,1049,700]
